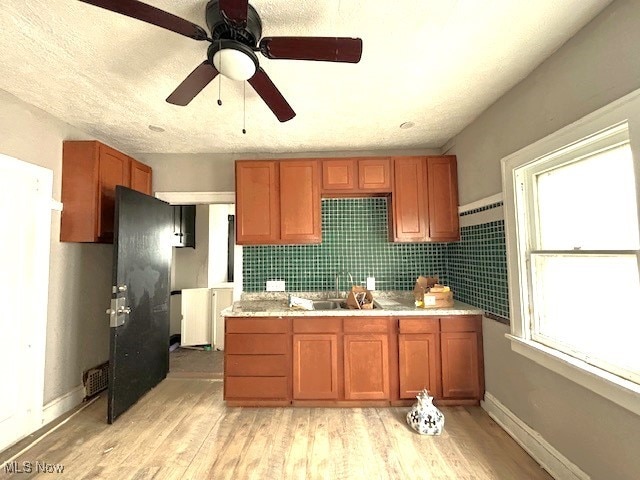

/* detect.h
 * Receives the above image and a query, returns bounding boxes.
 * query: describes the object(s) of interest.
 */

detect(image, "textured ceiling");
[0,0,612,155]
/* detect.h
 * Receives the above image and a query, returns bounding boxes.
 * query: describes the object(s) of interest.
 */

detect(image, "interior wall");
[137,148,440,194]
[172,204,210,290]
[208,204,234,286]
[0,88,112,404]
[449,0,640,206]
[445,1,640,478]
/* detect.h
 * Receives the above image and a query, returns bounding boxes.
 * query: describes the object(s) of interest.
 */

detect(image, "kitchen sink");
[312,300,345,310]
[311,299,380,310]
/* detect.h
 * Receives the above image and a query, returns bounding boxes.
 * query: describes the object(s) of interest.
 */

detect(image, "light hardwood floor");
[0,377,552,480]
[168,349,224,379]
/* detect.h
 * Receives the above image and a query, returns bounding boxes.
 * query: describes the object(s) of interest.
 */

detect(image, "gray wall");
[173,204,210,290]
[450,0,640,205]
[137,148,440,193]
[446,1,640,478]
[0,89,112,404]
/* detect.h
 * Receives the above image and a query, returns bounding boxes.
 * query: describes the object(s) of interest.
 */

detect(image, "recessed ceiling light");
[148,125,165,132]
[400,122,415,129]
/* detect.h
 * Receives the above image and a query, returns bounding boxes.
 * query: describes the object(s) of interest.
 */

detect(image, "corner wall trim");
[155,191,235,205]
[42,385,85,427]
[458,192,503,214]
[481,392,590,480]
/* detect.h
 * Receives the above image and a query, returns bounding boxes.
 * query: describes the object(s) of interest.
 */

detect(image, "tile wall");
[446,212,510,319]
[242,198,510,320]
[243,198,448,292]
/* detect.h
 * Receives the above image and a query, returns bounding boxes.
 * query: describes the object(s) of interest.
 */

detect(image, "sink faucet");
[334,271,354,298]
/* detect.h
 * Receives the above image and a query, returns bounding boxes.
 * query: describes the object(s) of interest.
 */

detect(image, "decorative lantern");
[406,389,444,435]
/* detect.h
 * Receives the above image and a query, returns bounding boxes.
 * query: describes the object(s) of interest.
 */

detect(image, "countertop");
[222,292,482,317]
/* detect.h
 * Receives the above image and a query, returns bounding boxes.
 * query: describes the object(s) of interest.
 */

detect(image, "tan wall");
[136,148,440,193]
[447,1,640,478]
[0,89,113,404]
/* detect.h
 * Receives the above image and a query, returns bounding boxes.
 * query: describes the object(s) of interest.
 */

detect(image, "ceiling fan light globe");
[213,49,257,81]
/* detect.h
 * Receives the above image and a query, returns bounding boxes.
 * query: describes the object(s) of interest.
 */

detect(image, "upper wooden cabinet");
[427,156,460,242]
[129,158,152,195]
[322,157,392,194]
[392,156,460,242]
[235,155,458,245]
[235,161,280,244]
[392,156,429,241]
[61,141,152,243]
[235,160,321,245]
[279,161,321,243]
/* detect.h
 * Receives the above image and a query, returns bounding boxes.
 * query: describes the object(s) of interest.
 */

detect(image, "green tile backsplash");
[243,198,449,292]
[243,197,510,321]
[446,217,510,319]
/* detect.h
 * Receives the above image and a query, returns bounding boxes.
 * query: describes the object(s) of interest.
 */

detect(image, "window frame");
[501,88,640,416]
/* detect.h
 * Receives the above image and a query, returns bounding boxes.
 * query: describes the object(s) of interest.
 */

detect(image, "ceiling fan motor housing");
[206,0,262,47]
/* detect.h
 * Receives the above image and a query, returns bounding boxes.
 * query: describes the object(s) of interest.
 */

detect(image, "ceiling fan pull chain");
[217,40,223,106]
[242,82,247,134]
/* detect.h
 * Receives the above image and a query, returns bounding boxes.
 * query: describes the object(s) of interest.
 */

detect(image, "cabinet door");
[97,144,130,241]
[322,159,356,191]
[344,334,390,400]
[172,205,196,248]
[129,158,152,195]
[358,158,392,192]
[279,160,321,243]
[235,161,280,244]
[427,156,459,241]
[392,157,428,241]
[441,332,480,399]
[398,333,440,399]
[293,334,339,399]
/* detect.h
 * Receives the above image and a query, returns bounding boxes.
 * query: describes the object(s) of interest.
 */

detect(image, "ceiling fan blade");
[248,68,296,122]
[78,0,209,41]
[219,0,249,27]
[259,37,363,63]
[166,62,219,106]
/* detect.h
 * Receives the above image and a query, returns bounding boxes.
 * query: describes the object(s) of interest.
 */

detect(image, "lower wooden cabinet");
[398,333,440,399]
[224,318,290,403]
[344,334,390,400]
[293,334,339,399]
[224,314,483,406]
[441,331,481,399]
[398,316,482,402]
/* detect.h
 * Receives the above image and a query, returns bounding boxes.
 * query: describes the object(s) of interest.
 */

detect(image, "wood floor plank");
[283,408,312,479]
[0,351,553,480]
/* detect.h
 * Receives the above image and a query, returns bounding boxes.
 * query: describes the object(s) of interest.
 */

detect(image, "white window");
[502,90,640,415]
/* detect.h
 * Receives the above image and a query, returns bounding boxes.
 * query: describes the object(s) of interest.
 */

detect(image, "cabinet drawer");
[440,316,481,332]
[399,318,439,334]
[293,317,342,333]
[225,334,288,354]
[343,317,388,333]
[226,355,289,376]
[225,376,288,399]
[226,318,289,333]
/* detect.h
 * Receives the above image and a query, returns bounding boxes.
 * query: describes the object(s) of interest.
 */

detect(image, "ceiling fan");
[78,0,364,122]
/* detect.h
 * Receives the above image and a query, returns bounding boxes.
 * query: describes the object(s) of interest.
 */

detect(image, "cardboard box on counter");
[413,276,454,308]
[346,286,374,309]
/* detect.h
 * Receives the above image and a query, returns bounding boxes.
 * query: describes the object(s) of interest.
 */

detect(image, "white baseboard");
[42,385,85,426]
[481,392,589,480]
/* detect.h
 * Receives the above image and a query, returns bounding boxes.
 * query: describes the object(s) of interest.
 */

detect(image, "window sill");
[506,334,640,417]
